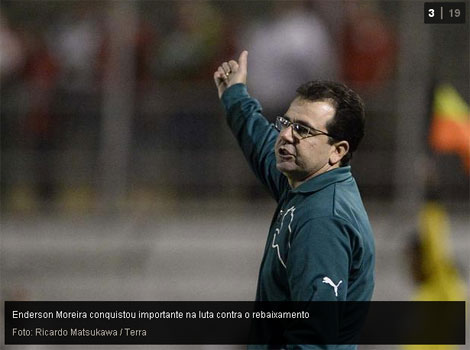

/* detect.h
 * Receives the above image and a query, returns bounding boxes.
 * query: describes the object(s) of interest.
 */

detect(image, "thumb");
[238,50,248,75]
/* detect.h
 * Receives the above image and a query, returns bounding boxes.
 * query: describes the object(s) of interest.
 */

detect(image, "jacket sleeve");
[221,83,286,201]
[284,217,355,350]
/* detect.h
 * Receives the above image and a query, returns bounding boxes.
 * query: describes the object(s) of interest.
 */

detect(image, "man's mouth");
[278,147,295,158]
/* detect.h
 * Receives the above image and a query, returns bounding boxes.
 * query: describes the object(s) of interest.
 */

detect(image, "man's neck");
[288,163,340,189]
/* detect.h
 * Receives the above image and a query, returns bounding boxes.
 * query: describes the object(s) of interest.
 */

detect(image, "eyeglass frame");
[274,116,338,140]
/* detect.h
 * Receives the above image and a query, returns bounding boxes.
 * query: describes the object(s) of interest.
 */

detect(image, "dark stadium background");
[1,1,468,349]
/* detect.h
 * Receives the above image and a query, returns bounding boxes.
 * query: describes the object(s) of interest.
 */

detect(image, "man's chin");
[276,160,298,175]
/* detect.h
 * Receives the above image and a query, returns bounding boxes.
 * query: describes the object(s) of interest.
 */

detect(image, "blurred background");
[1,1,468,349]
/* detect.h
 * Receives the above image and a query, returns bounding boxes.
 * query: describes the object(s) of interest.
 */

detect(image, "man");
[214,51,375,349]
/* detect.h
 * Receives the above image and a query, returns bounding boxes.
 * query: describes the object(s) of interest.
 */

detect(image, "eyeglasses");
[274,116,336,140]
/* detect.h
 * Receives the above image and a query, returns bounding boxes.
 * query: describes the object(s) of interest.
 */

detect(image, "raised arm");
[214,51,287,200]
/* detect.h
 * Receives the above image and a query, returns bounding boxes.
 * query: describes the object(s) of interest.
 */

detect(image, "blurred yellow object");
[6,185,38,212]
[58,186,95,214]
[429,84,470,172]
[403,202,467,350]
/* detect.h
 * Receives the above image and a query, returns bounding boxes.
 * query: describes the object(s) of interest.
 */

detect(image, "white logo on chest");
[271,206,295,269]
[322,276,343,297]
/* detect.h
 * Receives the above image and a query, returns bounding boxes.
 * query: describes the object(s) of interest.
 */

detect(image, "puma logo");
[322,277,343,297]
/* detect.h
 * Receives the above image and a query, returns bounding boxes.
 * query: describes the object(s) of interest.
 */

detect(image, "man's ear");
[329,140,349,166]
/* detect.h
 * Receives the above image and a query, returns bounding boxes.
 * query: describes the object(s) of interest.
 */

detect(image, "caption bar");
[5,301,465,345]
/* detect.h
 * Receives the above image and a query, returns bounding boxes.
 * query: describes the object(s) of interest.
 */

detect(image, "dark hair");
[295,80,365,166]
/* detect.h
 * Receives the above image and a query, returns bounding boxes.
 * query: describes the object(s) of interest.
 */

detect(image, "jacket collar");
[291,166,352,194]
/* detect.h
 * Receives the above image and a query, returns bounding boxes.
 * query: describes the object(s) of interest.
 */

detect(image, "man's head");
[274,80,365,188]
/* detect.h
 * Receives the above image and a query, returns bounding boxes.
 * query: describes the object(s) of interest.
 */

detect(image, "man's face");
[275,97,337,186]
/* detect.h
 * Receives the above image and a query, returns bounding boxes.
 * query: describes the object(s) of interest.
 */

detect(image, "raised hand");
[213,50,248,99]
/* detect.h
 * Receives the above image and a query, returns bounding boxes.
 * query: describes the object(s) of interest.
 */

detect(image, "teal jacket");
[221,84,375,349]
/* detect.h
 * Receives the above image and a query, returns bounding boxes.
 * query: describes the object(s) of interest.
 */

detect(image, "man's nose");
[279,125,295,143]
